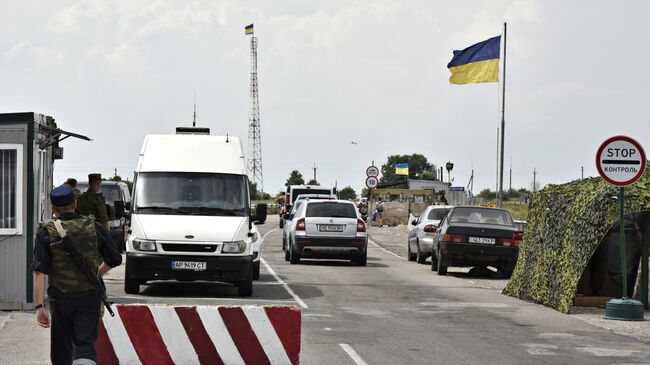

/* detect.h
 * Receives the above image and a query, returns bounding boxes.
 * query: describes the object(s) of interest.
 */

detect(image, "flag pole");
[498,22,507,208]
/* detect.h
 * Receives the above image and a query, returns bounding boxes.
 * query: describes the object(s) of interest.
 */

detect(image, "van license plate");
[171,261,207,271]
[468,237,496,244]
[319,224,345,232]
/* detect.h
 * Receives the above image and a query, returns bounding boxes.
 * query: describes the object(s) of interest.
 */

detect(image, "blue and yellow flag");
[245,23,254,35]
[395,163,409,176]
[447,36,500,84]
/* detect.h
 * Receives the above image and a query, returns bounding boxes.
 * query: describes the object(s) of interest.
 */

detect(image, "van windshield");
[77,183,122,204]
[134,172,248,216]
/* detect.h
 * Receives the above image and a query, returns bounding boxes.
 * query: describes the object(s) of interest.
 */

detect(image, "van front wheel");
[237,268,253,297]
[253,261,260,280]
[124,277,140,294]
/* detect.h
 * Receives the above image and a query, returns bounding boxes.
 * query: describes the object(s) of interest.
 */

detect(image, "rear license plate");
[171,261,207,271]
[468,237,496,244]
[319,224,345,232]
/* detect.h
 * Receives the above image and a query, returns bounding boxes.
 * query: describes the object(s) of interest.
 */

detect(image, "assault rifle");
[53,220,115,317]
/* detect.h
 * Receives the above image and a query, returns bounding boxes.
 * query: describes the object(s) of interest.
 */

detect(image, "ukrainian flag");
[447,35,500,84]
[395,163,409,176]
[245,23,254,35]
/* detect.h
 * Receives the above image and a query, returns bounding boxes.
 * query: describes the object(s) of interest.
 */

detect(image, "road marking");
[339,344,368,365]
[575,347,641,357]
[368,239,406,260]
[262,228,279,241]
[261,258,308,309]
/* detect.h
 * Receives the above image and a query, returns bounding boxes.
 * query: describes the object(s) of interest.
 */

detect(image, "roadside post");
[366,163,379,224]
[596,135,647,320]
[642,211,649,309]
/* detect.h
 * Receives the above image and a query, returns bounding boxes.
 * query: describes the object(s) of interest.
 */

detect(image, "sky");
[1,0,649,196]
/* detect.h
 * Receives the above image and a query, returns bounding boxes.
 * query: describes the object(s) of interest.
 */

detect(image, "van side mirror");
[252,203,267,224]
[411,219,418,225]
[114,201,126,219]
[125,202,131,211]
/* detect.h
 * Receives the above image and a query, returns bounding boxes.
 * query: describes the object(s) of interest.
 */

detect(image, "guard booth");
[0,112,89,310]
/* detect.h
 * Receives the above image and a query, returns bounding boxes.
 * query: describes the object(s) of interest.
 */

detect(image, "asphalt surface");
[3,215,650,364]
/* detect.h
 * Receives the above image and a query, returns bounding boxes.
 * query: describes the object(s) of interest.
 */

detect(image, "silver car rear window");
[427,209,449,221]
[306,203,356,218]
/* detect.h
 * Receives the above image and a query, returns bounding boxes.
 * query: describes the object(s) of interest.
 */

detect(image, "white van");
[125,127,263,296]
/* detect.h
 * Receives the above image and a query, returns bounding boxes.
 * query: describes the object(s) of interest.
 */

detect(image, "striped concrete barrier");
[97,304,301,365]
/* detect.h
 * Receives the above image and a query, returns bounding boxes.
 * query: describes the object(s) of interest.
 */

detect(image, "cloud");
[4,41,63,68]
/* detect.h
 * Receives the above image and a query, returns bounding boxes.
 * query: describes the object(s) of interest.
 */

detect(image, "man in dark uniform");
[77,173,109,232]
[32,185,122,365]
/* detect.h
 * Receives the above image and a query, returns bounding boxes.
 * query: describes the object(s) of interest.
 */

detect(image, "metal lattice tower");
[247,35,263,191]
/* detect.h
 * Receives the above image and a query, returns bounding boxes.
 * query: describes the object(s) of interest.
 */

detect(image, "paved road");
[3,216,647,364]
[102,216,650,364]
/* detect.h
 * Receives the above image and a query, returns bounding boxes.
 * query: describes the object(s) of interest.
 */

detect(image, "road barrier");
[97,304,301,365]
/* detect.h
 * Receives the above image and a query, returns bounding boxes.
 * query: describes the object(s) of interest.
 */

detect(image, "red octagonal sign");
[596,135,647,187]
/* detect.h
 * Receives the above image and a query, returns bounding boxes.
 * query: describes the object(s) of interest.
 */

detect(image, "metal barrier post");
[642,211,649,309]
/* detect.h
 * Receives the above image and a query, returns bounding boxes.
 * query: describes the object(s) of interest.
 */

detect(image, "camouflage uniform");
[31,186,121,365]
[77,190,109,227]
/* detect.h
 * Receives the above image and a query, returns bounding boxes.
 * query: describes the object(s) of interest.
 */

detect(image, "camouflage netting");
[502,170,650,313]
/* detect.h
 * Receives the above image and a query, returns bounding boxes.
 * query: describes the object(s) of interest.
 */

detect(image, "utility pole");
[496,127,499,194]
[509,157,512,193]
[192,92,197,127]
[533,168,537,193]
[114,168,117,178]
[312,162,317,182]
[581,166,584,180]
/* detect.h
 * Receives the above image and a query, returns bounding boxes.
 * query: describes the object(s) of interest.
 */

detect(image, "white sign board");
[365,176,379,189]
[596,136,646,187]
[366,165,379,177]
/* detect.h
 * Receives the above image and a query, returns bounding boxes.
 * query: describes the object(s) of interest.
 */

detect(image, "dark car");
[430,206,521,277]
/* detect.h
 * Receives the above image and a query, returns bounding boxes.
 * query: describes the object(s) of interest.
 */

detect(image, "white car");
[407,205,453,264]
[286,199,367,266]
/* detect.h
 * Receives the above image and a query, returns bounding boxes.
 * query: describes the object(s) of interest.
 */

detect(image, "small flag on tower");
[447,35,500,84]
[245,23,254,35]
[395,163,409,176]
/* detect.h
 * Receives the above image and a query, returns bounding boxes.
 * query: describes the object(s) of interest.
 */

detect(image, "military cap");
[50,185,75,207]
[88,173,102,183]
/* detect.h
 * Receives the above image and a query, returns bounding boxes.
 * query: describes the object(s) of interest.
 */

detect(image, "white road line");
[339,344,368,365]
[368,239,406,260]
[262,228,279,241]
[261,258,309,309]
[102,309,142,365]
[243,306,292,365]
[148,306,201,364]
[196,306,246,365]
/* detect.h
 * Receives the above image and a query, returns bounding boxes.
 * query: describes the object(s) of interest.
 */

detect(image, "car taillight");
[423,225,437,233]
[514,231,524,247]
[357,219,366,232]
[296,218,305,231]
[500,231,524,247]
[499,237,514,246]
[443,234,465,243]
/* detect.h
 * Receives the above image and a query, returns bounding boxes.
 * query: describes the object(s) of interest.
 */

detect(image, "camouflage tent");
[503,171,650,313]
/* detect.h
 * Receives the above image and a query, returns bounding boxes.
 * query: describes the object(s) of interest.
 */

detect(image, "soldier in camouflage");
[32,185,122,365]
[77,173,109,232]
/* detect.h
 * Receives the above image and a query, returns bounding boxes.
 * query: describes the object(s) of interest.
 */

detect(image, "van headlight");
[222,241,247,254]
[133,238,157,252]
